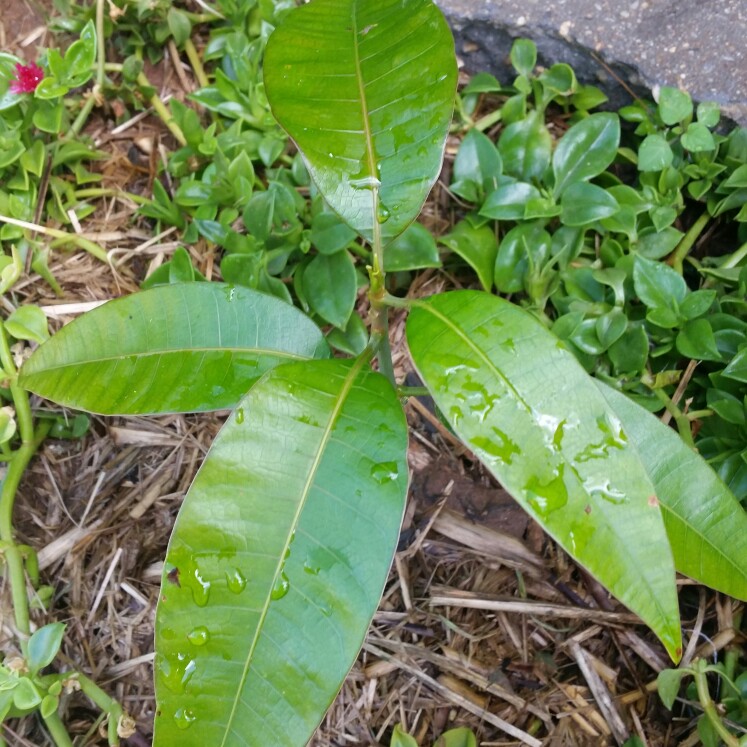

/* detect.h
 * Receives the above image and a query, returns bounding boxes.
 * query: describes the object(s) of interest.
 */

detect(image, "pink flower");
[9,62,44,94]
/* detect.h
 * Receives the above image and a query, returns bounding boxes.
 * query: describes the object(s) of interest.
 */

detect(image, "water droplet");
[501,338,516,354]
[584,478,627,505]
[160,627,176,641]
[574,414,628,463]
[524,464,569,519]
[187,626,210,646]
[158,652,196,694]
[271,571,290,600]
[190,568,211,607]
[174,707,196,730]
[226,568,247,594]
[235,408,244,425]
[376,203,390,223]
[472,428,521,465]
[370,461,399,484]
[303,559,320,576]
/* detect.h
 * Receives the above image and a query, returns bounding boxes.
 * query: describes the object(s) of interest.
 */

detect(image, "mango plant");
[17,0,747,744]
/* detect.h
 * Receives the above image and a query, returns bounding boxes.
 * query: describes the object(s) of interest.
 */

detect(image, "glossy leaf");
[638,134,674,172]
[406,291,682,659]
[303,250,357,328]
[594,382,747,600]
[451,128,502,203]
[560,182,619,227]
[552,113,620,197]
[498,111,552,182]
[20,284,329,415]
[264,0,457,245]
[633,255,687,310]
[439,220,498,292]
[480,181,542,221]
[27,623,66,676]
[383,222,440,271]
[154,359,408,746]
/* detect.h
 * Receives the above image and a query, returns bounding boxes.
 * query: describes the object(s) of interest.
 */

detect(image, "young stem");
[184,38,209,88]
[645,382,696,448]
[0,216,108,263]
[77,673,124,746]
[670,209,710,274]
[42,711,75,747]
[136,72,187,147]
[692,662,740,747]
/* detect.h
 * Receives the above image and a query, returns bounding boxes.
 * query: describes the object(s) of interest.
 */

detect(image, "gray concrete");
[437,0,747,126]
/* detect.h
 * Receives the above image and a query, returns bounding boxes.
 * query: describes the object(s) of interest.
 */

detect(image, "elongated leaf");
[20,284,329,415]
[406,291,682,660]
[154,359,408,745]
[594,382,747,600]
[264,0,457,245]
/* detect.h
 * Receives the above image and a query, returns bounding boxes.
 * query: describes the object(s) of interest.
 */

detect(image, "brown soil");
[0,2,743,746]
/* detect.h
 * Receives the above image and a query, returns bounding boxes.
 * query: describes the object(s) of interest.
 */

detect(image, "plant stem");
[137,72,187,147]
[646,385,696,448]
[42,711,75,747]
[74,188,149,205]
[693,661,740,747]
[77,673,123,746]
[0,215,108,262]
[184,38,209,88]
[671,209,710,274]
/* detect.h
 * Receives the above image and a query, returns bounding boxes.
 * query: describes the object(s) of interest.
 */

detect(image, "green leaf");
[657,668,685,710]
[5,304,50,344]
[12,678,41,711]
[406,291,682,660]
[264,0,457,245]
[384,222,440,271]
[560,182,619,226]
[40,693,59,720]
[311,211,358,255]
[391,724,419,747]
[595,383,747,601]
[552,113,620,197]
[326,313,369,355]
[681,122,715,152]
[657,86,692,125]
[154,359,408,746]
[633,255,687,310]
[494,222,550,294]
[167,7,193,46]
[636,227,684,260]
[696,101,720,127]
[498,111,552,182]
[451,128,502,202]
[510,38,536,77]
[303,251,357,328]
[638,134,674,172]
[27,622,66,676]
[435,728,477,747]
[439,220,498,292]
[723,347,747,383]
[676,318,722,361]
[20,284,329,415]
[480,181,541,221]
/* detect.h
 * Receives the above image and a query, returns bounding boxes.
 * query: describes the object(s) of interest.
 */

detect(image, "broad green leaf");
[154,359,408,746]
[27,623,66,676]
[5,305,50,344]
[560,182,619,226]
[20,284,329,415]
[494,222,550,294]
[510,39,536,77]
[498,111,552,182]
[723,347,747,382]
[311,211,358,255]
[435,728,478,747]
[264,0,457,245]
[303,250,357,328]
[406,291,682,659]
[391,725,419,747]
[552,113,620,197]
[657,86,692,125]
[676,319,722,361]
[681,122,716,152]
[594,382,747,601]
[451,128,502,202]
[384,222,440,271]
[439,220,498,292]
[638,134,674,172]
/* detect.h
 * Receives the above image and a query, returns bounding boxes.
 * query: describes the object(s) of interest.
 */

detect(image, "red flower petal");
[9,62,44,94]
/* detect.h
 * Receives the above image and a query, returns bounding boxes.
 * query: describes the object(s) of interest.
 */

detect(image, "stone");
[436,0,747,126]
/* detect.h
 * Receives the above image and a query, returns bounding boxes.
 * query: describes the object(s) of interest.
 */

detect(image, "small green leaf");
[384,222,440,271]
[657,86,693,125]
[494,222,550,294]
[723,347,747,383]
[311,212,358,255]
[636,227,684,260]
[633,255,687,310]
[20,284,329,414]
[552,113,620,197]
[480,181,541,221]
[657,668,685,710]
[510,38,536,77]
[326,313,368,355]
[5,305,50,344]
[680,290,716,320]
[681,122,716,152]
[435,727,477,747]
[0,407,17,445]
[560,182,619,226]
[638,134,674,172]
[451,128,503,201]
[303,251,357,328]
[596,309,627,349]
[167,8,192,46]
[27,622,66,675]
[697,714,719,747]
[676,319,722,361]
[498,111,552,182]
[439,220,498,292]
[696,101,720,127]
[391,724,419,747]
[40,693,59,720]
[12,678,41,710]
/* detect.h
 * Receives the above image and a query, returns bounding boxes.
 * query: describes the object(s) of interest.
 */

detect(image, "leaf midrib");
[218,357,367,746]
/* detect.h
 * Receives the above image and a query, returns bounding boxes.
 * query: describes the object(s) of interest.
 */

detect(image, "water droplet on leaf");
[187,626,210,646]
[174,707,196,730]
[226,568,247,594]
[271,571,290,600]
[370,461,398,484]
[235,408,244,424]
